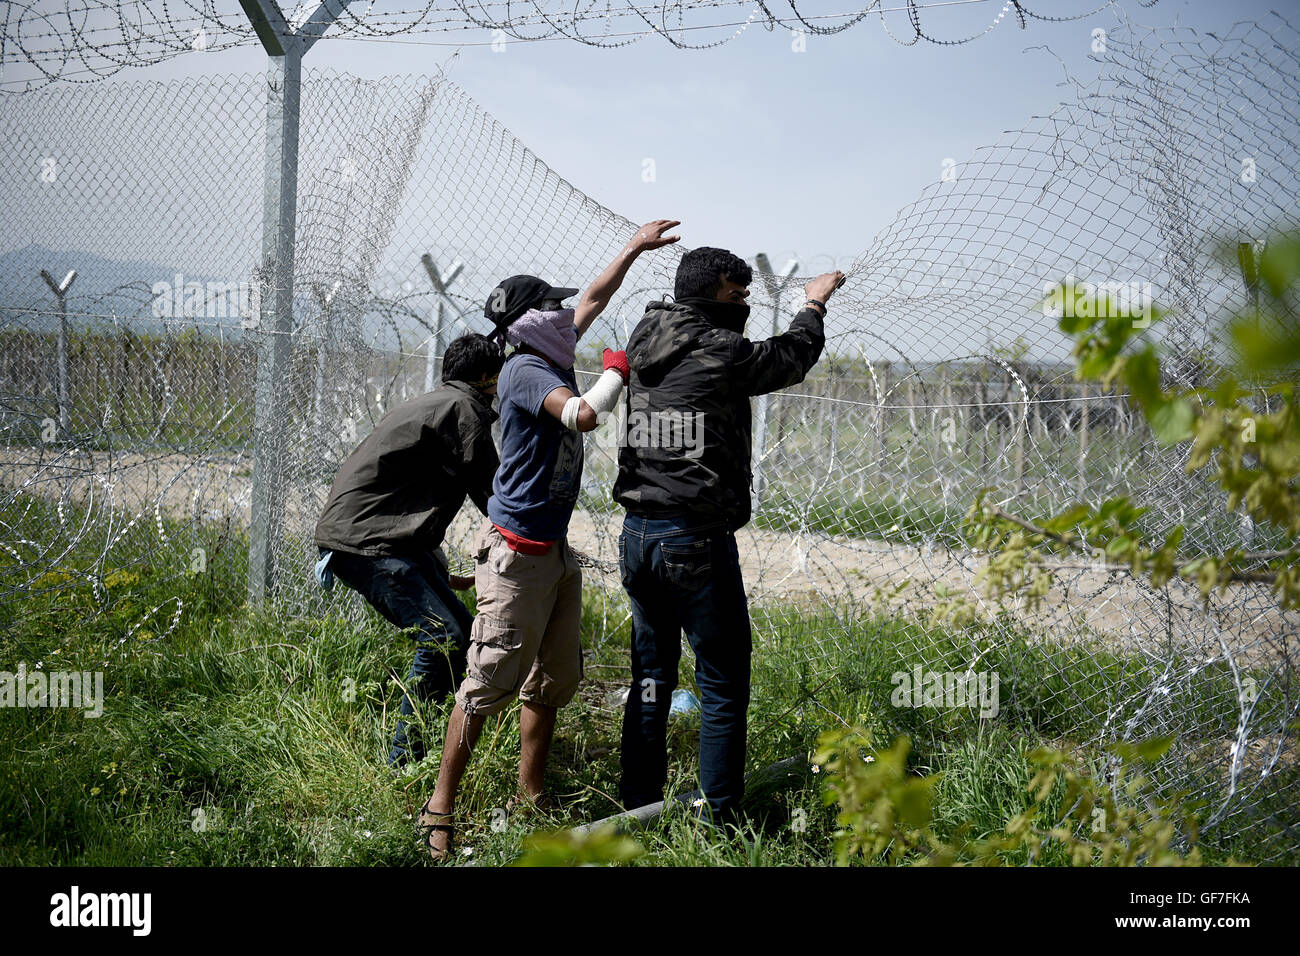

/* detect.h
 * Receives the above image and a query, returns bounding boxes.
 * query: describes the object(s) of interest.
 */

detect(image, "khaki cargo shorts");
[455,521,584,716]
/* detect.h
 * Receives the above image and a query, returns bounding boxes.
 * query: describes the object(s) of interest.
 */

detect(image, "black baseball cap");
[484,275,580,333]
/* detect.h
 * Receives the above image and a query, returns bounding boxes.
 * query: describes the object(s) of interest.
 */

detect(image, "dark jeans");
[618,513,753,825]
[327,548,473,765]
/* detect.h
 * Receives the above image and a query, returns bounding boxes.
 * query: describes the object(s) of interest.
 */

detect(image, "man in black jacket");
[613,247,843,825]
[314,332,503,766]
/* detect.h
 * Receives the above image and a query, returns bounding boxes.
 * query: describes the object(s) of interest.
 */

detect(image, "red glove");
[603,348,631,383]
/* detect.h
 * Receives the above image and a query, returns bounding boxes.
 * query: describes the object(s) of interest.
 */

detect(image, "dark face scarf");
[677,296,751,332]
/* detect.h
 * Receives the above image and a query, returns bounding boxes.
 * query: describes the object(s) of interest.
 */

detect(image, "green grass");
[1,326,256,452]
[0,494,1294,866]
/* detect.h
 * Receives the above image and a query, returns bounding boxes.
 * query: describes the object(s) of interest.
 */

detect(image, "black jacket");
[314,380,499,557]
[612,297,825,529]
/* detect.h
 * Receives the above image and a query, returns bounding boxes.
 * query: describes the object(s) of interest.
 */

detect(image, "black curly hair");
[442,332,504,386]
[673,246,753,300]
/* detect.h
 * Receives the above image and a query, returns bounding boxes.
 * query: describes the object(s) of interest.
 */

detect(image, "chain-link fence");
[1,16,1297,855]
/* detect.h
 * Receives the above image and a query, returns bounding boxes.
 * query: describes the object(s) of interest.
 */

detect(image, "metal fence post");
[751,254,798,514]
[420,253,464,391]
[243,0,359,605]
[39,268,76,438]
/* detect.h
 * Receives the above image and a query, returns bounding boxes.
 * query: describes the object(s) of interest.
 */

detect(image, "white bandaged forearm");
[560,368,624,430]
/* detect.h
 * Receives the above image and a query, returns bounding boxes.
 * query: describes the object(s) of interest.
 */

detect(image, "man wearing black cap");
[417,219,680,859]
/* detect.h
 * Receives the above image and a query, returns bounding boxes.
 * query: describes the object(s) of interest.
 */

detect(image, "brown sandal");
[416,806,455,862]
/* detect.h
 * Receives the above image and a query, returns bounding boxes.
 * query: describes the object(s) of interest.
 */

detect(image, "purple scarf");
[506,307,578,367]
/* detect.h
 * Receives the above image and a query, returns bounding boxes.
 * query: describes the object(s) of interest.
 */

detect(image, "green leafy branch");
[967,231,1300,611]
[814,729,1208,866]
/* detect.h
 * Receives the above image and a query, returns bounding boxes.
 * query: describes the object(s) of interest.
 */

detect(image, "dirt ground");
[2,445,1294,668]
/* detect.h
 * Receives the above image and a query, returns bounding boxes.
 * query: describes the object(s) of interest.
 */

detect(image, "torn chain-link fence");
[0,14,1296,857]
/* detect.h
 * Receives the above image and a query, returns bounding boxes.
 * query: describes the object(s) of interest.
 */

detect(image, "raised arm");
[734,271,845,396]
[573,219,681,338]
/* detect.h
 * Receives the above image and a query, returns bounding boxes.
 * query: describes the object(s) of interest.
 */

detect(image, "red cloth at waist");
[493,523,556,555]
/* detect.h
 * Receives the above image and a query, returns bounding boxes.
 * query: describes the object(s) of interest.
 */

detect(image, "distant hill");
[0,243,221,335]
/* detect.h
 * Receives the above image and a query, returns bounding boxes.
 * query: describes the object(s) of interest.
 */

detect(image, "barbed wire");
[0,0,1143,90]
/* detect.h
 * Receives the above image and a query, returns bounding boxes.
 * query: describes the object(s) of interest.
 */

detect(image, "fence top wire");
[0,0,1137,90]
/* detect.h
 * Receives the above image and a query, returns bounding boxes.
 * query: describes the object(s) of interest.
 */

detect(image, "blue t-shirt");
[487,352,584,541]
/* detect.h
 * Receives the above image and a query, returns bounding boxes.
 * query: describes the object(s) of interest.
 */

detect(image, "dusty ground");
[3,445,1293,670]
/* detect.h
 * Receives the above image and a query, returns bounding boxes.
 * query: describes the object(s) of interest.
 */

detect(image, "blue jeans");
[618,513,753,824]
[327,549,473,765]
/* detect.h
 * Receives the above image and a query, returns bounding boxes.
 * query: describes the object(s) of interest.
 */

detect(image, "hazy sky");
[4,0,1292,267]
